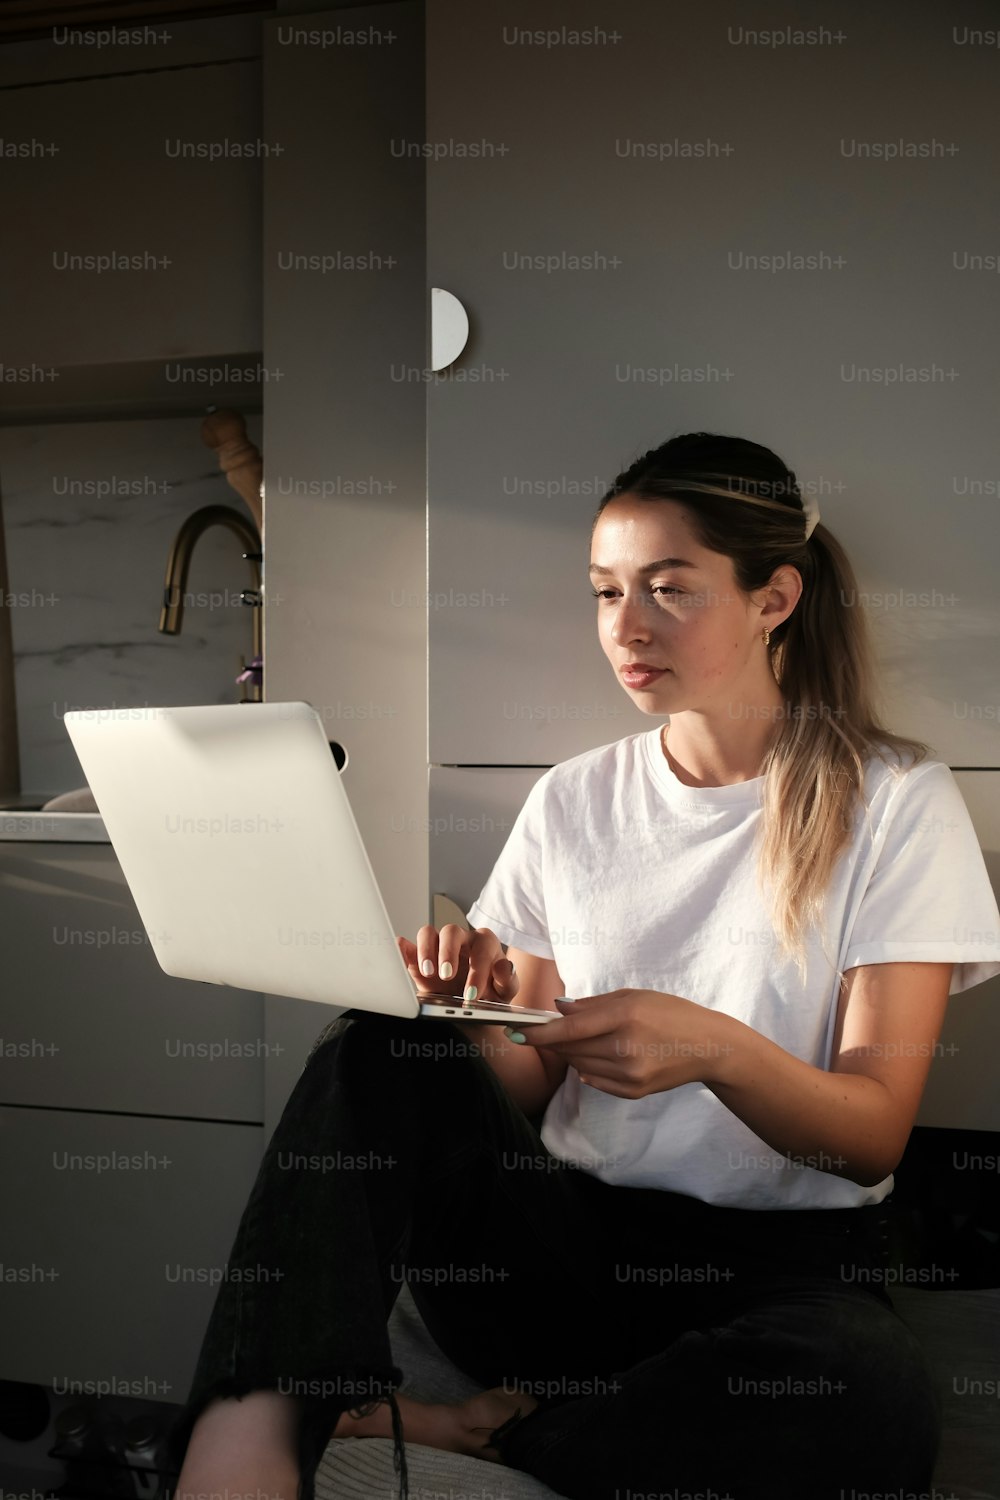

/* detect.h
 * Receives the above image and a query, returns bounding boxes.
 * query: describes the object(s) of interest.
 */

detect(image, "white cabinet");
[0,837,265,1120]
[425,0,1000,767]
[0,59,261,366]
[0,1104,263,1394]
[917,772,1000,1132]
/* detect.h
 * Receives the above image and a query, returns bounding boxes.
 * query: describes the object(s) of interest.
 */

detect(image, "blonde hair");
[594,432,931,987]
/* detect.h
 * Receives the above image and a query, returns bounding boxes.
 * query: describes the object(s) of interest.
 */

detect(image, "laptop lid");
[63,702,421,1017]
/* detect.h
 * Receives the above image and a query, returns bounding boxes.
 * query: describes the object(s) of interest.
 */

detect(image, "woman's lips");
[621,667,669,687]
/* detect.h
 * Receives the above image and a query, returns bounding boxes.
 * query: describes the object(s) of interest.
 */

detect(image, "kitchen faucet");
[158,505,262,703]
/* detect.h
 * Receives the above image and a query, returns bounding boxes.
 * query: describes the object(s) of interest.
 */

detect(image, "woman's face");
[590,496,789,716]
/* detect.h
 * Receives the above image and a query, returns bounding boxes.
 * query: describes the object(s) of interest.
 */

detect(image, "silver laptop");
[63,702,556,1026]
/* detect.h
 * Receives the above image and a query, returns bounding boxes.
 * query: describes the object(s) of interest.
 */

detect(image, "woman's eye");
[589,586,681,600]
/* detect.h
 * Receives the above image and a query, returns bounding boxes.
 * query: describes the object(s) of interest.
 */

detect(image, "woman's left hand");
[513,989,735,1097]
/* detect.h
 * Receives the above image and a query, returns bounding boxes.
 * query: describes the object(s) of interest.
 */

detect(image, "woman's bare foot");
[332,1387,540,1463]
[460,1386,542,1463]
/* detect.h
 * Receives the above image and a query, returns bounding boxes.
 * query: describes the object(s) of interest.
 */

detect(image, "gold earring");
[762,627,771,647]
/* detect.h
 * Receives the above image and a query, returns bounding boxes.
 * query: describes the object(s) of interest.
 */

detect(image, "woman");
[165,432,1000,1500]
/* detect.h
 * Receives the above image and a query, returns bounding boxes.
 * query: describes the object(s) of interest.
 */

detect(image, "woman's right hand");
[396,924,519,1005]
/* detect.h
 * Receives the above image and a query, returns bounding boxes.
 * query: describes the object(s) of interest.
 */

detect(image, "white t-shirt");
[466,728,1000,1210]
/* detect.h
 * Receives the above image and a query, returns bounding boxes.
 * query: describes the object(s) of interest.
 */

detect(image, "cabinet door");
[0,60,260,366]
[428,766,547,923]
[0,841,265,1121]
[0,1106,263,1394]
[916,771,1000,1132]
[426,0,1000,767]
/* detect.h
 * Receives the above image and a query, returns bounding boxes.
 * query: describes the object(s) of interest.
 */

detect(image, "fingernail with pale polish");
[503,1026,526,1044]
[440,961,454,979]
[420,959,434,976]
[464,985,478,1002]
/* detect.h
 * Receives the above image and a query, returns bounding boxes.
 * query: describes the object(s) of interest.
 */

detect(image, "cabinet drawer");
[0,842,264,1120]
[0,1106,263,1396]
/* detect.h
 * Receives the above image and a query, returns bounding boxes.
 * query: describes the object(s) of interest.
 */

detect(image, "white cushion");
[315,1279,569,1500]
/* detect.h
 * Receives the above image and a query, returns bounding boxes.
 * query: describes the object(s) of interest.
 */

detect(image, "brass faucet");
[159,504,262,703]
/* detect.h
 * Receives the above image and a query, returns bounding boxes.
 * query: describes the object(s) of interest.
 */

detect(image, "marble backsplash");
[0,413,263,797]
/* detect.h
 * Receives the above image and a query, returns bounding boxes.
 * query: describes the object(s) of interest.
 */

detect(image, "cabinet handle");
[431,289,470,371]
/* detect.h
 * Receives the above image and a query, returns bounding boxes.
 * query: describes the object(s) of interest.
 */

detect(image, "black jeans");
[163,1007,941,1500]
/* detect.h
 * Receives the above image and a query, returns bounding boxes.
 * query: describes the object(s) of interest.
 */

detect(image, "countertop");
[0,812,109,843]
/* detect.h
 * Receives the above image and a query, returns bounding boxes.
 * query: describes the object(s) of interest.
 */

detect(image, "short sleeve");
[842,762,1000,996]
[465,772,555,959]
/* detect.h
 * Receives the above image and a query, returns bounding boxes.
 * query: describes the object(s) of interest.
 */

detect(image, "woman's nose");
[610,592,653,642]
